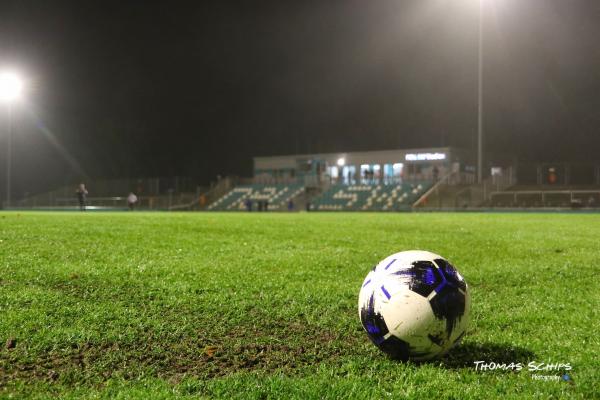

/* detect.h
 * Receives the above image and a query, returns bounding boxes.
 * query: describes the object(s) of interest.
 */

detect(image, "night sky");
[1,0,599,197]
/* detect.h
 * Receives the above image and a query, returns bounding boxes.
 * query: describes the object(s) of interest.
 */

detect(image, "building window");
[393,163,404,183]
[342,165,356,185]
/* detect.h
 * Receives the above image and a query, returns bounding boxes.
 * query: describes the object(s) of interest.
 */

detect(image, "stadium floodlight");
[0,72,23,103]
[337,157,346,167]
[1,71,23,208]
[477,0,483,183]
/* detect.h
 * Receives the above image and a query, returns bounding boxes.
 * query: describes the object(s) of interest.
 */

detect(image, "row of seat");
[208,182,431,211]
[311,182,431,211]
[208,184,304,211]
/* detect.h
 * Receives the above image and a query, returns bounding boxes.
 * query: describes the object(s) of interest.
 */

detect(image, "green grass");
[0,211,598,399]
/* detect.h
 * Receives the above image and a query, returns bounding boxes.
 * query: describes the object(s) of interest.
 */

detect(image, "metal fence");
[490,190,600,208]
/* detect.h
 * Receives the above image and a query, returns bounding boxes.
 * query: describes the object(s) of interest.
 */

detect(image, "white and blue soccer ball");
[358,250,470,361]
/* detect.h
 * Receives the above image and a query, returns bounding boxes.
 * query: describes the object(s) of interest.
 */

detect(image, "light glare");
[0,72,23,102]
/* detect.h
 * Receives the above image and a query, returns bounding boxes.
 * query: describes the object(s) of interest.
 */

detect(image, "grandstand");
[206,147,457,211]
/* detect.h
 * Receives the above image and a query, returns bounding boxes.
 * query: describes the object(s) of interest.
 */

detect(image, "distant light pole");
[0,72,23,208]
[477,0,484,184]
[5,103,12,208]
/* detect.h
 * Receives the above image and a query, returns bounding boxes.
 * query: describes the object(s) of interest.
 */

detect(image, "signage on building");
[405,152,446,161]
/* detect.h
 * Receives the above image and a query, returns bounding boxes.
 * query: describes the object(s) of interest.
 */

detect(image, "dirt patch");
[0,320,363,386]
[4,339,16,350]
[2,277,365,385]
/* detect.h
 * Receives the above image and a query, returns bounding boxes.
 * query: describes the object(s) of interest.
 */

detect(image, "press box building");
[253,146,472,186]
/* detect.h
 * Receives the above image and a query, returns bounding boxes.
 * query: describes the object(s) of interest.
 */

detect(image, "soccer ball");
[358,250,470,361]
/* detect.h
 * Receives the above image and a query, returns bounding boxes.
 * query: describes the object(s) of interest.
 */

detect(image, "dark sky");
[1,0,599,197]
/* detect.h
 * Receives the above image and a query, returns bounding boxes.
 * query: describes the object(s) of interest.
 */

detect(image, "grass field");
[1,211,598,399]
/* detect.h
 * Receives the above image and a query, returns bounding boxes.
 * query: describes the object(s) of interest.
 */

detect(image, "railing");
[251,176,299,185]
[322,174,449,186]
[15,193,202,211]
[55,196,127,208]
[482,173,515,201]
[412,171,457,208]
[490,189,600,208]
[169,177,235,211]
[13,176,203,209]
[413,170,518,209]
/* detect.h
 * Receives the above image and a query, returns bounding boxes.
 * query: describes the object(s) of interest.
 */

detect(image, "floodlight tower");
[477,0,484,184]
[0,72,23,208]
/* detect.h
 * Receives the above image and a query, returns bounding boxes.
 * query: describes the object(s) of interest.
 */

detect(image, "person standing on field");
[76,183,88,211]
[127,192,138,211]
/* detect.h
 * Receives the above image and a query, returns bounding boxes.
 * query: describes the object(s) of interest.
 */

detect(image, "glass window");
[360,164,369,183]
[383,164,393,183]
[327,166,339,179]
[373,165,381,181]
[342,165,356,184]
[393,163,404,183]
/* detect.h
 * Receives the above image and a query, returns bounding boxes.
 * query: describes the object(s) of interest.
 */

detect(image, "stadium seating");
[208,184,304,211]
[311,182,432,211]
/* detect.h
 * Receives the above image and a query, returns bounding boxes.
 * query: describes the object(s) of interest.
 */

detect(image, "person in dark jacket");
[76,183,88,211]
